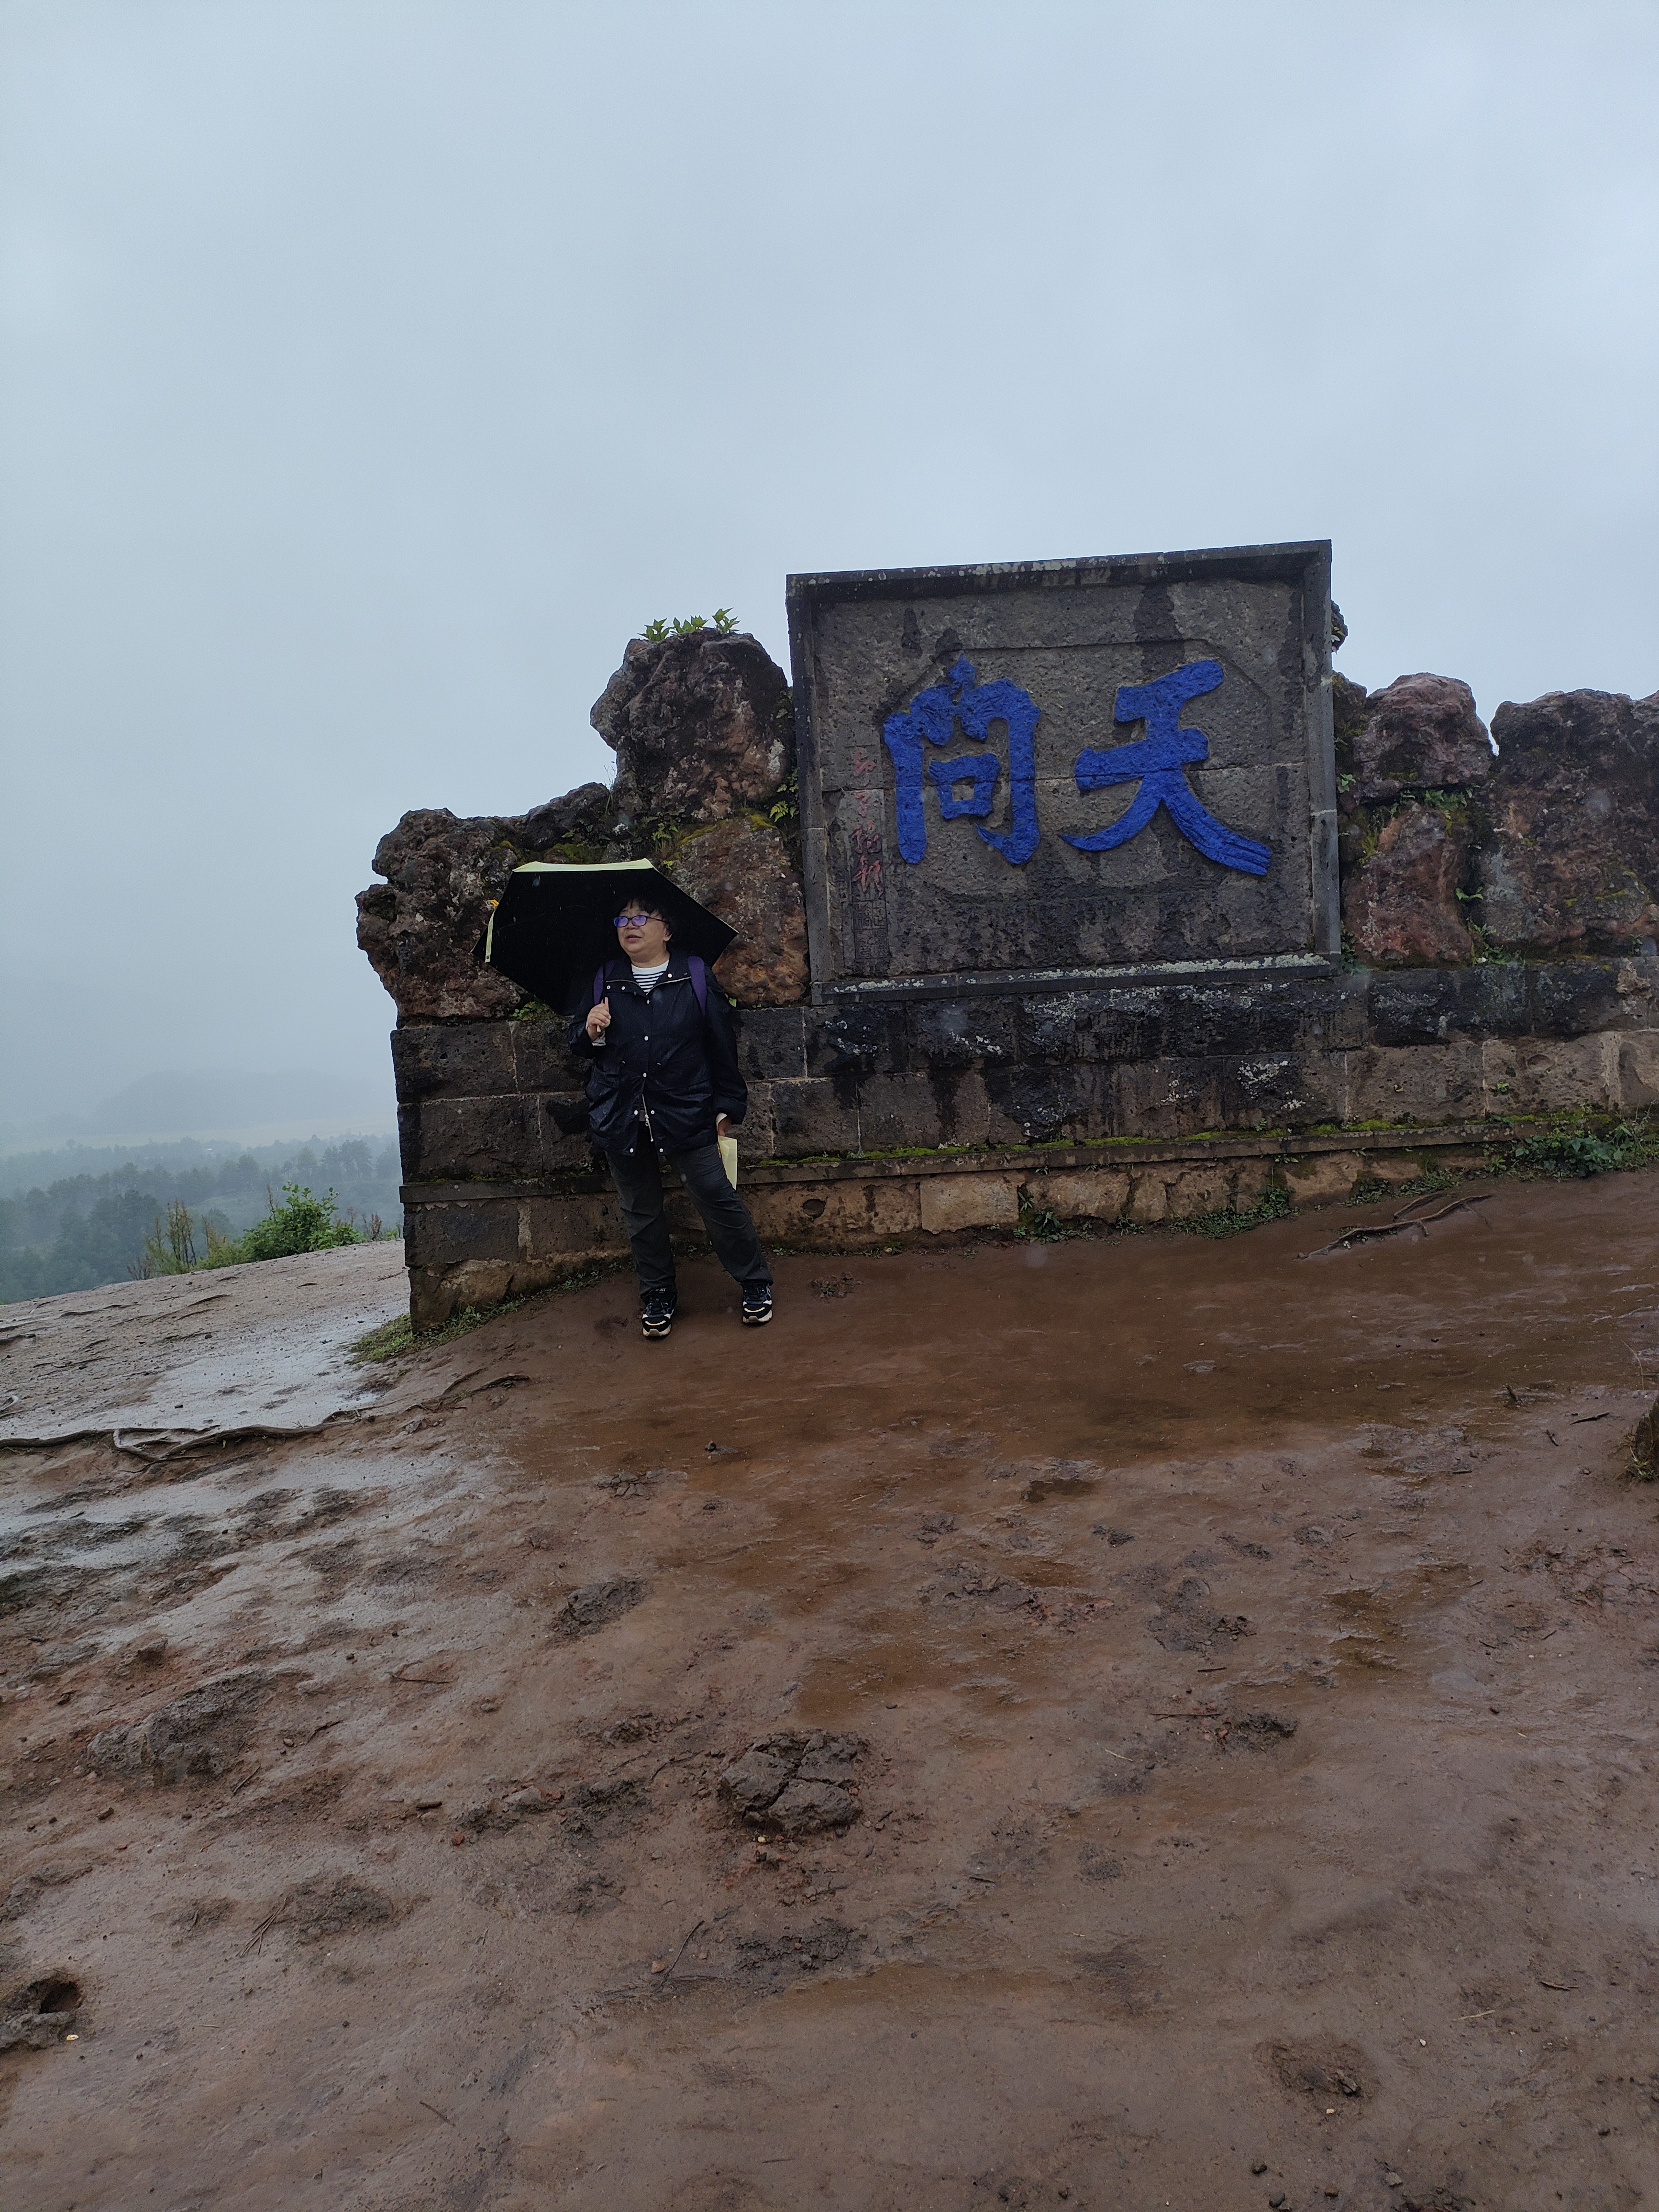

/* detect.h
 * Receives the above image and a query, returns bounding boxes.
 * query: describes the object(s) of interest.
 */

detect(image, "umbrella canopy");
[482,859,736,1014]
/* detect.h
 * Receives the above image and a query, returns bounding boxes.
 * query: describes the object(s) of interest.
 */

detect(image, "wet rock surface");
[5,1176,1659,2206]
[359,632,802,1018]
[1343,803,1474,966]
[591,630,793,825]
[356,784,626,1023]
[667,815,808,1005]
[1478,686,1659,954]
[1349,673,1492,802]
[356,806,531,1020]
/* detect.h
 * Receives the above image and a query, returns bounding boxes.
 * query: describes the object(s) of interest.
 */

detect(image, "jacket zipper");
[637,970,682,1149]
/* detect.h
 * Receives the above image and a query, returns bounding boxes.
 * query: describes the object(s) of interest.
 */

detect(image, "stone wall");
[360,621,1659,1327]
[391,957,1659,1326]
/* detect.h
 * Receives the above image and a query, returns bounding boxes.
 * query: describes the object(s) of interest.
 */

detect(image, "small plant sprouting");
[642,608,739,642]
[1182,1184,1294,1240]
[767,770,800,836]
[1014,1193,1069,1243]
[136,1197,199,1277]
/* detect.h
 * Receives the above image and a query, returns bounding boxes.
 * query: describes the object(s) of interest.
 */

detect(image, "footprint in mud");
[459,1786,560,1834]
[261,1875,399,1947]
[169,1897,236,1936]
[561,1777,648,1839]
[1021,1461,1100,1503]
[1138,1565,1253,1654]
[1077,1844,1124,1883]
[553,1578,647,1637]
[288,1487,366,1533]
[299,1537,361,1585]
[557,1871,625,1916]
[1073,1940,1156,2016]
[1224,1710,1298,1747]
[729,1918,861,1987]
[966,1816,1049,1885]
[1223,1532,1273,1560]
[1265,2037,1367,2105]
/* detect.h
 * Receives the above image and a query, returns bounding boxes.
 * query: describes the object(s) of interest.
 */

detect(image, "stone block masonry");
[360,548,1659,1326]
[395,957,1659,1326]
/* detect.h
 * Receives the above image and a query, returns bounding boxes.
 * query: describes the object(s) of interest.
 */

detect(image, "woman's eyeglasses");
[613,913,660,928]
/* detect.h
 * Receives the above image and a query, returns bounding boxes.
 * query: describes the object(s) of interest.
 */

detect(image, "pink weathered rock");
[591,631,793,825]
[357,808,529,1020]
[668,817,809,1006]
[1477,688,1659,955]
[1343,804,1473,967]
[1351,674,1492,801]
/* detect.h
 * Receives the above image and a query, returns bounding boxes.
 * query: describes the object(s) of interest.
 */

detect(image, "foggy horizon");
[3,0,1656,1141]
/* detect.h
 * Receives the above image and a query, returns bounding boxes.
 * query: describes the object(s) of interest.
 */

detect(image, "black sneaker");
[640,1288,677,1339]
[740,1285,773,1327]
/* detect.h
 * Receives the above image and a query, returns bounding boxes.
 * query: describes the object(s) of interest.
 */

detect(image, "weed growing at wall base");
[1512,1125,1659,1177]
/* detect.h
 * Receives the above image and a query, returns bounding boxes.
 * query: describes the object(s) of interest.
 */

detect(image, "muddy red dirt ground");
[4,1176,1659,2212]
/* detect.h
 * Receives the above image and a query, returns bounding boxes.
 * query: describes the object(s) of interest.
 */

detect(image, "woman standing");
[572,900,774,1340]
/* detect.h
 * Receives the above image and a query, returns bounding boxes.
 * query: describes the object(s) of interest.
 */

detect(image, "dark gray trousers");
[603,1139,772,1297]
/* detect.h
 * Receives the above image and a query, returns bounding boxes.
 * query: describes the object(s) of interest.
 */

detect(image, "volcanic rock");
[668,816,809,1006]
[357,808,529,1020]
[1331,670,1370,794]
[1475,687,1659,955]
[1351,673,1492,802]
[1343,804,1473,967]
[510,783,613,852]
[592,631,793,825]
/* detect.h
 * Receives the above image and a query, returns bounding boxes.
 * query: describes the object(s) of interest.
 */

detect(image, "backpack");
[593,954,709,1016]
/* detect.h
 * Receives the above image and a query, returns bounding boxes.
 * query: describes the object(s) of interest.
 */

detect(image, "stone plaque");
[786,542,1338,1001]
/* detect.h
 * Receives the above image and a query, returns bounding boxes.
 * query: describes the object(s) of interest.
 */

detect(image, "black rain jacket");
[568,953,747,1158]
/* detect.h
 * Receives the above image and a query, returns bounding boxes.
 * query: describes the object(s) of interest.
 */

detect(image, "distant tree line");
[0,1137,403,1303]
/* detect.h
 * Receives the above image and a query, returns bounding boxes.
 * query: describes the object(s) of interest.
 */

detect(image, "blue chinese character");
[1063,660,1270,876]
[883,656,1040,866]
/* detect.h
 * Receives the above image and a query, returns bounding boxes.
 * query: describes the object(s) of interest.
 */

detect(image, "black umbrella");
[482,859,736,1015]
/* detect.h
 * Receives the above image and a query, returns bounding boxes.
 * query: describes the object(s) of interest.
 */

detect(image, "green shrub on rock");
[231,1183,360,1263]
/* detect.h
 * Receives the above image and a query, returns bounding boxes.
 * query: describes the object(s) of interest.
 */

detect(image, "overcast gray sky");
[3,0,1656,1141]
